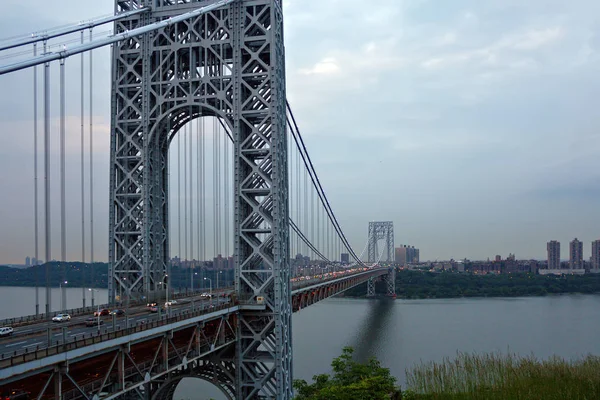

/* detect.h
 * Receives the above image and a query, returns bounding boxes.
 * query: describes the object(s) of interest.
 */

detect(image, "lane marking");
[5,341,27,347]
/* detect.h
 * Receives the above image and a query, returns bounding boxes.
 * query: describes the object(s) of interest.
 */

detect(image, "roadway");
[0,266,381,358]
[0,294,231,358]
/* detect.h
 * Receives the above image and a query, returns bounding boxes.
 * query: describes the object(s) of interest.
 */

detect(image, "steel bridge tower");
[368,221,394,263]
[366,221,395,297]
[108,0,291,398]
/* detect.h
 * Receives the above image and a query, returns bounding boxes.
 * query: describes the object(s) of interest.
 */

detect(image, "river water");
[3,287,600,399]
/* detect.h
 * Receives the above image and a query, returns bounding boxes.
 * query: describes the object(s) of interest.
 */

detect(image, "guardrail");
[0,301,238,370]
[291,268,388,292]
[0,288,234,329]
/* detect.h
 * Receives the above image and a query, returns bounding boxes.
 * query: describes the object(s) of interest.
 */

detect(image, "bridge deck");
[0,267,391,399]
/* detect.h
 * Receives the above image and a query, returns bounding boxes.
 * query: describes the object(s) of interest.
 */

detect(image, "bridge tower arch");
[109,0,291,398]
[367,221,394,263]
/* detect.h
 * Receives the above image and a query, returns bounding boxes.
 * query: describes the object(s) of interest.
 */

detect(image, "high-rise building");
[547,241,560,270]
[395,247,407,265]
[395,245,419,265]
[569,238,583,270]
[591,240,600,271]
[340,253,350,264]
[213,254,224,270]
[25,257,31,267]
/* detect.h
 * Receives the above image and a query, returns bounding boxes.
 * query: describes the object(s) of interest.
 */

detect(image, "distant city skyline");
[7,236,600,266]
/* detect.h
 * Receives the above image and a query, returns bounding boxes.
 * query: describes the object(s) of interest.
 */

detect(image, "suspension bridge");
[0,1,397,399]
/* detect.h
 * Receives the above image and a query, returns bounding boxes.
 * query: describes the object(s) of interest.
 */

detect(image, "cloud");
[299,57,341,76]
[502,27,565,50]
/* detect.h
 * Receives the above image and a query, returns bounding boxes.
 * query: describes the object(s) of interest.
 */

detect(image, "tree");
[293,347,400,400]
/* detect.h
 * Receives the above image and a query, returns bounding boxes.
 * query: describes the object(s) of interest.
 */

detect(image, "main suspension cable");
[286,102,363,265]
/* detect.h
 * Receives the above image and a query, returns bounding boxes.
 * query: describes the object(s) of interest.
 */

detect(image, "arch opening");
[165,114,234,296]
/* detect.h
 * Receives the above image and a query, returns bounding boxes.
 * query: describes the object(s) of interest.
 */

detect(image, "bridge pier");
[367,277,376,297]
[366,268,396,297]
[386,268,396,297]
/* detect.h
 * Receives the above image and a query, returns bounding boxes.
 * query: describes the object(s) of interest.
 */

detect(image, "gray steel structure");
[367,221,395,297]
[367,221,394,263]
[108,0,291,398]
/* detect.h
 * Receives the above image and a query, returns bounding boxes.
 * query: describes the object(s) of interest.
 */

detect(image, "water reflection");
[352,298,395,363]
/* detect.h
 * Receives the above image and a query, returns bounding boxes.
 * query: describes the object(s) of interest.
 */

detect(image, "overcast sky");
[0,0,599,264]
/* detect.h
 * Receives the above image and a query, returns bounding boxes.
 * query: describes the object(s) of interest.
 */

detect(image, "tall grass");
[405,352,600,400]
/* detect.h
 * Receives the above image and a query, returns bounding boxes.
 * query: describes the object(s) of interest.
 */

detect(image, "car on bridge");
[52,314,71,322]
[110,309,125,316]
[0,326,14,337]
[94,308,111,317]
[85,317,104,327]
[1,389,30,400]
[165,300,177,306]
[199,293,212,299]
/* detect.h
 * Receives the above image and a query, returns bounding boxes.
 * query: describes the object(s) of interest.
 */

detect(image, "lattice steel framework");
[108,0,291,398]
[367,221,394,263]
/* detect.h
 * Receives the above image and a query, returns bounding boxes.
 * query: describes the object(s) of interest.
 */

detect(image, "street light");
[217,270,223,290]
[192,272,198,294]
[204,277,212,301]
[163,274,169,305]
[89,288,101,330]
[59,280,68,312]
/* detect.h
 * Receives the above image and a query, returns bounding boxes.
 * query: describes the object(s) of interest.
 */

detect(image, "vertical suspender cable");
[311,183,315,262]
[316,192,320,264]
[178,129,182,266]
[326,212,330,261]
[296,143,300,256]
[216,119,221,288]
[60,58,67,312]
[189,123,194,288]
[201,120,205,269]
[33,43,40,316]
[166,118,172,300]
[331,221,334,262]
[43,40,51,317]
[213,119,217,275]
[89,28,95,307]
[289,137,294,259]
[224,123,229,266]
[304,166,308,257]
[184,126,188,270]
[196,120,201,290]
[223,123,231,267]
[288,129,293,274]
[80,31,86,309]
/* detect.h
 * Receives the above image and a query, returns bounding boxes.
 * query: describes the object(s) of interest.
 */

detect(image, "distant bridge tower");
[366,221,395,297]
[368,221,394,263]
[108,0,291,398]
